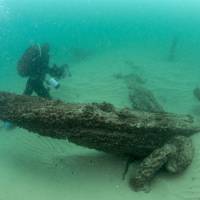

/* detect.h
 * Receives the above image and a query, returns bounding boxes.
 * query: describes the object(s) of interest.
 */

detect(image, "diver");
[2,43,71,130]
[17,43,70,99]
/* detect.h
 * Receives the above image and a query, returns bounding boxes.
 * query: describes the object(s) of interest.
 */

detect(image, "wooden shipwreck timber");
[0,91,199,191]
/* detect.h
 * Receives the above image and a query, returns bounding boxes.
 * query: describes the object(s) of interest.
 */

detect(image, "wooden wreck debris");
[0,91,199,191]
[114,73,164,113]
[193,87,200,101]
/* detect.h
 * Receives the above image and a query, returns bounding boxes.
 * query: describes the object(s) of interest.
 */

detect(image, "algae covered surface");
[1,0,200,199]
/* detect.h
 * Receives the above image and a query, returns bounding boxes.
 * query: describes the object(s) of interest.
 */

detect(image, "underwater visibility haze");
[1,0,200,199]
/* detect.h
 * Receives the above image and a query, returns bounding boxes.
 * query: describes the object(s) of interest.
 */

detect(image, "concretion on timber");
[0,91,199,191]
[0,91,197,157]
[114,73,164,113]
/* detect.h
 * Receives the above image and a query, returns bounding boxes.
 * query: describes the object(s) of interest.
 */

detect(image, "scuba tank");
[17,45,41,77]
[17,44,45,78]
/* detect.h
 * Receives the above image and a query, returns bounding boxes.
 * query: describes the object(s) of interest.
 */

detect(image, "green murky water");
[0,0,200,199]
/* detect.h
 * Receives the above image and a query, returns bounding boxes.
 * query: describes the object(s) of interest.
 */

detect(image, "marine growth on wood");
[0,91,199,191]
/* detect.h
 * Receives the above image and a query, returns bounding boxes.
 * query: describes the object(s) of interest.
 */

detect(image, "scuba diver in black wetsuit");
[20,43,51,98]
[3,43,71,130]
[17,43,71,99]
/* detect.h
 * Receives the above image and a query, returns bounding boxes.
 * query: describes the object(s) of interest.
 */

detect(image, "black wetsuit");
[22,45,51,99]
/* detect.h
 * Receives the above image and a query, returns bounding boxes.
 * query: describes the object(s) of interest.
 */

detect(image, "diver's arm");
[47,64,66,80]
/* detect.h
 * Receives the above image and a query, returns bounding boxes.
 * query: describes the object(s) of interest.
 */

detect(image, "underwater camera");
[46,77,60,89]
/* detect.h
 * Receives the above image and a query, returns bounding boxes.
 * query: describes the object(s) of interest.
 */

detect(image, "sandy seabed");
[0,47,200,200]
